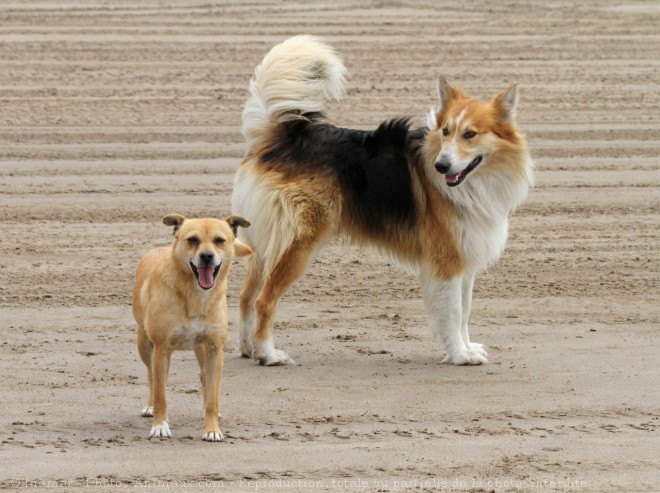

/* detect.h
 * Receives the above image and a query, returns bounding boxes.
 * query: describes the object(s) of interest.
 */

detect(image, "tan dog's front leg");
[150,346,172,438]
[194,345,208,410]
[198,342,224,442]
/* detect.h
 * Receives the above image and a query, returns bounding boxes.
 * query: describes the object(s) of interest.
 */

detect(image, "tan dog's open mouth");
[190,262,221,290]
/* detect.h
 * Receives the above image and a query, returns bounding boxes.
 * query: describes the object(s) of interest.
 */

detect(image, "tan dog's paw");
[202,430,224,442]
[140,406,154,417]
[149,422,172,438]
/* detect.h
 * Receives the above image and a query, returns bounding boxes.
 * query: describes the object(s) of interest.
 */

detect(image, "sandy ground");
[1,1,658,492]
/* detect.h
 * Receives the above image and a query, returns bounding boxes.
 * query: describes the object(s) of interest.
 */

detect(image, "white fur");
[190,254,223,269]
[252,337,297,366]
[426,107,437,129]
[455,107,468,129]
[202,431,224,442]
[242,35,346,151]
[232,170,303,276]
[418,271,488,365]
[140,406,153,417]
[435,152,534,271]
[460,274,487,357]
[175,318,212,350]
[149,421,171,438]
[437,108,472,175]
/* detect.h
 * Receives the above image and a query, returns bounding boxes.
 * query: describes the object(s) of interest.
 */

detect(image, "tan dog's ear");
[162,214,186,235]
[233,239,253,258]
[225,215,251,236]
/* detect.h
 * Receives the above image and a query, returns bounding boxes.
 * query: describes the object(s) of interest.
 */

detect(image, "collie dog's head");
[424,77,531,190]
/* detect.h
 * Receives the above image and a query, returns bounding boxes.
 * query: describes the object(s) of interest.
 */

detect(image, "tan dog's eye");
[214,237,225,245]
[187,236,200,246]
[442,127,449,136]
[464,130,476,140]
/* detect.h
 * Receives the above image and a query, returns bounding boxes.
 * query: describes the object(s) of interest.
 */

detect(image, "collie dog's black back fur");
[261,113,426,235]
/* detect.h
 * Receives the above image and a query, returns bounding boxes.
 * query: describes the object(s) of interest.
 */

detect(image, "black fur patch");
[261,115,425,234]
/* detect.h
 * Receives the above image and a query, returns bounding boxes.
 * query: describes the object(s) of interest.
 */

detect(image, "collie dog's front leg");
[460,273,489,361]
[419,272,488,365]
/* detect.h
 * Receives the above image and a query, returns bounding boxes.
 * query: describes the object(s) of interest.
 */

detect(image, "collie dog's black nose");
[435,159,451,174]
[199,251,214,265]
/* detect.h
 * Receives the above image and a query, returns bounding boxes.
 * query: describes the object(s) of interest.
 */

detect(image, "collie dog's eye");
[187,236,200,246]
[442,128,449,136]
[214,237,225,245]
[464,130,476,140]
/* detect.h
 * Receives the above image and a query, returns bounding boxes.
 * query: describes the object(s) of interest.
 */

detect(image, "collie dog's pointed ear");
[225,215,251,236]
[437,76,453,112]
[494,82,519,120]
[163,214,186,235]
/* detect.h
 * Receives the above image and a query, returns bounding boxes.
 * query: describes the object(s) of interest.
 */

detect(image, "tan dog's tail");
[241,35,346,152]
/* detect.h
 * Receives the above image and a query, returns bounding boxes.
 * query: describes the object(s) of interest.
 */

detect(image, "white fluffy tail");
[241,35,346,151]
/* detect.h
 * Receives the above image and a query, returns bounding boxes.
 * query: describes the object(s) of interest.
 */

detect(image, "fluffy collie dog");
[232,35,534,366]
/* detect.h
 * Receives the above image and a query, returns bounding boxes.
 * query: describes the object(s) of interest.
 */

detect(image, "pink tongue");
[445,172,461,184]
[197,266,215,289]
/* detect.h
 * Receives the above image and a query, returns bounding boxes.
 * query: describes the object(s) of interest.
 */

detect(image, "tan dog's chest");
[171,317,223,350]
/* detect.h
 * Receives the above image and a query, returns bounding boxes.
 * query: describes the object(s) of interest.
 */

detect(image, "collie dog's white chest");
[457,216,509,271]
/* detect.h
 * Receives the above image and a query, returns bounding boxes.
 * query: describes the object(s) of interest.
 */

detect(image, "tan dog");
[132,214,252,441]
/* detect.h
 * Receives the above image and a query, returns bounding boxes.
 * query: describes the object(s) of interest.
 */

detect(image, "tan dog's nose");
[199,251,214,265]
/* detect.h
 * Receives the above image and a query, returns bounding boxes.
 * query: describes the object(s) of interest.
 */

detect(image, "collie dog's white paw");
[255,348,297,366]
[202,430,224,442]
[140,406,154,417]
[467,342,488,358]
[443,346,488,365]
[252,339,297,366]
[149,422,172,438]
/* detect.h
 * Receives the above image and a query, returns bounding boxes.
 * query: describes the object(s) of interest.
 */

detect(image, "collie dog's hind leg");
[251,237,320,366]
[238,255,264,358]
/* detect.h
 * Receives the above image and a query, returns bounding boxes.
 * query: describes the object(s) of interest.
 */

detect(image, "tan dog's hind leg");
[197,343,224,442]
[252,238,318,366]
[137,326,154,417]
[149,346,172,438]
[239,255,264,358]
